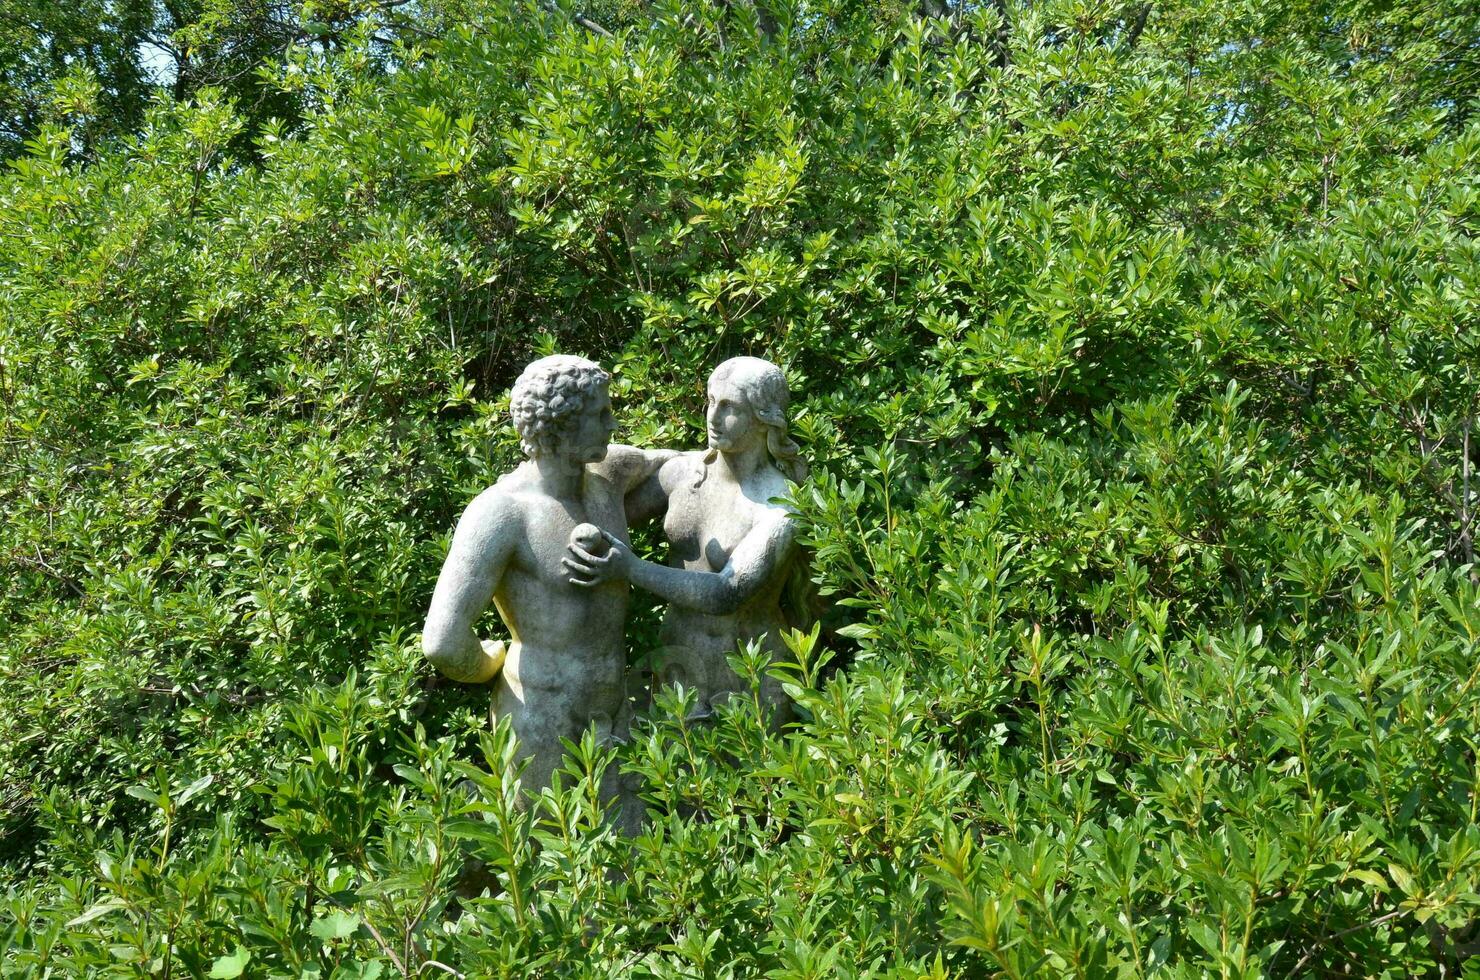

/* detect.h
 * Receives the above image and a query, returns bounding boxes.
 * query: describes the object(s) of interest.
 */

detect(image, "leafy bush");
[3,0,1480,974]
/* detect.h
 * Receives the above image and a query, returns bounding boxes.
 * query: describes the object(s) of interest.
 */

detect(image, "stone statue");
[421,355,672,800]
[563,356,807,723]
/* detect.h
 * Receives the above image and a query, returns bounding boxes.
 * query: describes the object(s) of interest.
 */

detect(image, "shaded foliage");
[2,0,1480,974]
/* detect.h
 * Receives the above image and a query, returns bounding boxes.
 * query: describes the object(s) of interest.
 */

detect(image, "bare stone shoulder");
[591,443,679,492]
[455,479,528,546]
[656,450,709,493]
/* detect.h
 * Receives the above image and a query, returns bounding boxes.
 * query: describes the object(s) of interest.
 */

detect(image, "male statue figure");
[422,355,671,801]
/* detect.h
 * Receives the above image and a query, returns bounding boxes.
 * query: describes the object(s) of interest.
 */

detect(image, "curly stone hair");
[509,355,611,458]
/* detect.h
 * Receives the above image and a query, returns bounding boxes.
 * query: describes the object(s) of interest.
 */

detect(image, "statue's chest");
[665,483,754,570]
[518,476,626,576]
[578,477,627,533]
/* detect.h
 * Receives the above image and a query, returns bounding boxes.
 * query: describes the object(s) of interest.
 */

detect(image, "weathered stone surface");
[422,355,671,800]
[565,356,807,723]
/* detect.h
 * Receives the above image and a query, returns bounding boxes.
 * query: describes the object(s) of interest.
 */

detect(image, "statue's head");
[510,355,615,464]
[705,356,806,483]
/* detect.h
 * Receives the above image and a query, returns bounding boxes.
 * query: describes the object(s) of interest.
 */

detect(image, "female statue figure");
[563,356,808,723]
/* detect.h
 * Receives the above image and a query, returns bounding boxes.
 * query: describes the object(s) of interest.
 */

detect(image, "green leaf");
[124,785,161,805]
[177,774,214,806]
[209,946,252,979]
[1388,863,1417,896]
[445,818,507,846]
[310,910,361,942]
[66,899,127,928]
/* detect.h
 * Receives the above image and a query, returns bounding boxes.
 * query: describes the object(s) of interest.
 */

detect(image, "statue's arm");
[568,513,796,616]
[627,451,694,524]
[422,491,518,683]
[599,445,683,525]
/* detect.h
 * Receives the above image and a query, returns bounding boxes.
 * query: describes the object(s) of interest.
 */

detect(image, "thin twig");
[361,917,410,977]
[1288,908,1409,976]
[17,547,86,597]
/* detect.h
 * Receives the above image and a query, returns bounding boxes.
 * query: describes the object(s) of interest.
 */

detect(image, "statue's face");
[706,374,762,453]
[561,384,616,464]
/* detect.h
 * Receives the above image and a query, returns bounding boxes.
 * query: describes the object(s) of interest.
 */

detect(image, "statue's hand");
[563,530,631,587]
[476,639,508,681]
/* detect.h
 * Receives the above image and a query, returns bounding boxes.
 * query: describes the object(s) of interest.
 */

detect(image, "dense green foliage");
[0,0,477,158]
[3,0,1480,974]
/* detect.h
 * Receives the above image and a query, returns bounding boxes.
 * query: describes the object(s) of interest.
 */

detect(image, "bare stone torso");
[656,453,795,714]
[488,466,632,748]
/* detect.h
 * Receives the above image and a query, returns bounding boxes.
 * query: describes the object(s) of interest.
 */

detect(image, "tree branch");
[539,1,614,38]
[1124,3,1152,51]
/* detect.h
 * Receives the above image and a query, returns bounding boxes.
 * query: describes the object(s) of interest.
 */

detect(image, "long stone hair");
[697,356,807,484]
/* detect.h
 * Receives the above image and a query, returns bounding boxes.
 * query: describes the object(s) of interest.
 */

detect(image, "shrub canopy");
[3,0,1480,975]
